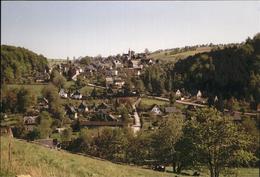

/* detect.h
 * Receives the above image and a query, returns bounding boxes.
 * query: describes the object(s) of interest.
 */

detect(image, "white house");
[175,89,181,97]
[197,90,202,99]
[59,89,68,98]
[113,60,123,68]
[150,105,163,115]
[111,70,118,76]
[71,90,82,100]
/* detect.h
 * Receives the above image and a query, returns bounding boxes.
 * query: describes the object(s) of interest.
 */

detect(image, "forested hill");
[1,45,48,84]
[171,33,260,103]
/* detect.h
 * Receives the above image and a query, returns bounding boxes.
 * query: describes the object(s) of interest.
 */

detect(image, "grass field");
[0,137,174,177]
[48,59,67,67]
[150,47,212,62]
[1,137,258,177]
[6,84,47,97]
[140,97,169,106]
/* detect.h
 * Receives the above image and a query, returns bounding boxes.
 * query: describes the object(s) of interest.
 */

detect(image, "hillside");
[0,137,173,177]
[1,137,258,177]
[149,47,212,62]
[1,45,48,84]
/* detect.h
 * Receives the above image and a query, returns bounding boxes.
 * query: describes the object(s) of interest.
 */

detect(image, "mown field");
[6,84,47,97]
[1,137,258,177]
[150,47,212,62]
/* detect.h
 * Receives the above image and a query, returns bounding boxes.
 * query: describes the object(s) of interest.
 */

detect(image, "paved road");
[146,95,258,116]
[131,98,142,133]
[146,95,206,107]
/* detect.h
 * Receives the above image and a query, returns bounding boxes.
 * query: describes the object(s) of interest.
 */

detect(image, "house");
[105,77,114,88]
[95,110,117,121]
[65,105,78,119]
[68,66,82,81]
[114,77,125,88]
[23,116,39,131]
[175,90,181,97]
[164,107,181,114]
[80,120,124,128]
[197,90,202,99]
[55,127,66,133]
[150,105,163,115]
[71,90,82,99]
[110,70,118,76]
[113,60,123,68]
[214,96,218,102]
[97,102,111,111]
[59,89,68,98]
[78,102,89,113]
[128,60,142,69]
[85,65,97,75]
[38,97,49,110]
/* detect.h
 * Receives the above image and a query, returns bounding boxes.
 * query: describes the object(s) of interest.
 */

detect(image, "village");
[3,48,254,150]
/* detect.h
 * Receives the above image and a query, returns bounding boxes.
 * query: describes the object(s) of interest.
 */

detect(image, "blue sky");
[1,1,260,59]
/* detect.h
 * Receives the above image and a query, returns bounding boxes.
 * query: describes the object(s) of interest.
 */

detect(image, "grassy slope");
[0,137,173,177]
[1,137,258,177]
[150,47,212,62]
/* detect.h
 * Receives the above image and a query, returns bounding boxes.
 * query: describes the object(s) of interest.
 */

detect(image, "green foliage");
[51,70,66,89]
[61,127,73,142]
[42,84,65,120]
[37,111,53,139]
[186,108,256,177]
[1,86,36,113]
[1,45,48,84]
[151,115,184,170]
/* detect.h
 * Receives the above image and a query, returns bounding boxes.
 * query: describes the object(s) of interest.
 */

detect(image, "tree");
[51,70,66,89]
[169,92,176,106]
[76,75,87,88]
[144,48,150,54]
[17,87,36,112]
[187,108,256,177]
[37,111,53,139]
[61,127,73,142]
[42,84,64,120]
[151,115,184,172]
[135,79,145,94]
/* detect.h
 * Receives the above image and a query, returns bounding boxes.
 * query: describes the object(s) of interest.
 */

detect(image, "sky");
[1,1,260,59]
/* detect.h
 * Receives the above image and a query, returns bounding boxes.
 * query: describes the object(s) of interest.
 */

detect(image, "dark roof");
[78,102,88,109]
[80,121,124,127]
[164,107,180,113]
[65,105,77,113]
[73,90,81,95]
[97,103,111,110]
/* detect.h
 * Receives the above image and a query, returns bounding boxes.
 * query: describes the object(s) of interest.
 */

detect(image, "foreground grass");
[0,137,173,177]
[1,137,258,177]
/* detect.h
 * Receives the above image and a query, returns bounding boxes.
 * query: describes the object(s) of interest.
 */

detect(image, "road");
[131,97,142,133]
[146,95,258,116]
[146,95,206,107]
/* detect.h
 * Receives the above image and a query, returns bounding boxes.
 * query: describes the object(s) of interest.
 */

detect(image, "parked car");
[152,165,165,172]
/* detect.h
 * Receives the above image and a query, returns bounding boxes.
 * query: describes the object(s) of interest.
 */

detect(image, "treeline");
[141,34,260,106]
[1,45,48,84]
[64,108,258,177]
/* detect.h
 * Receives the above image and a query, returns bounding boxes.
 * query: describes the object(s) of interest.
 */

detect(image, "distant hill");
[1,45,48,84]
[149,46,213,62]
